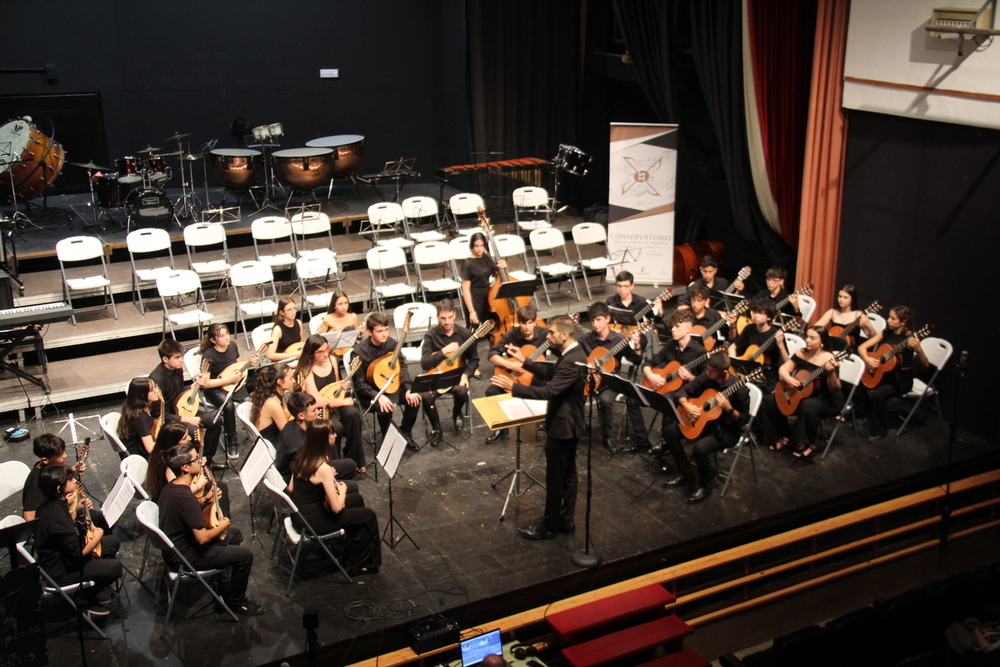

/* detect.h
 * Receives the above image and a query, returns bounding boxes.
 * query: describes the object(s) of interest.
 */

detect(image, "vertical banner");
[607,123,678,285]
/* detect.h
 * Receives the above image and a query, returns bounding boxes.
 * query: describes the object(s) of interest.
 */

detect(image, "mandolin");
[775,348,852,416]
[71,438,100,558]
[319,357,362,401]
[584,321,653,394]
[861,324,934,389]
[176,358,210,418]
[219,341,270,393]
[829,300,883,347]
[678,368,764,440]
[367,309,412,394]
[609,287,674,335]
[492,339,553,387]
[642,348,728,395]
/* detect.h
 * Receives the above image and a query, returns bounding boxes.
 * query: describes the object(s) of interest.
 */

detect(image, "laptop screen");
[460,629,503,667]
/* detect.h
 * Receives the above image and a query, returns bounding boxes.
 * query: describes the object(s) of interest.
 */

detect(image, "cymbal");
[163,132,192,142]
[156,150,184,157]
[182,154,203,161]
[67,161,111,171]
[137,146,162,154]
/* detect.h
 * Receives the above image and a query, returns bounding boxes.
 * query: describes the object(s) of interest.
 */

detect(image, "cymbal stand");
[81,167,115,232]
[174,140,202,220]
[252,141,284,215]
[1,153,33,233]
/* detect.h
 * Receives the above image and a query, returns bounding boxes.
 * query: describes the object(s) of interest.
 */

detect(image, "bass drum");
[0,118,66,200]
[125,188,174,228]
[272,147,334,189]
[209,148,261,189]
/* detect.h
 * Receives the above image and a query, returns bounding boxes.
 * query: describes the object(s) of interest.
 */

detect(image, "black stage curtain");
[610,1,679,123]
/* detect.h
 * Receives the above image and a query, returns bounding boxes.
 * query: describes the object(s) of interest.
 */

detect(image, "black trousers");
[662,423,737,486]
[54,535,122,604]
[419,385,468,430]
[296,493,381,571]
[188,526,253,606]
[332,405,364,468]
[359,392,419,440]
[598,388,649,447]
[861,383,902,437]
[542,436,579,531]
[202,388,237,457]
[760,391,844,447]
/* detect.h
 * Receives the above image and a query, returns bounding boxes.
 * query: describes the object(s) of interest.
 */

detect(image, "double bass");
[477,208,542,345]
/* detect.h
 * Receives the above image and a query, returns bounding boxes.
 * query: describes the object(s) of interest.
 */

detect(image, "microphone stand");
[572,366,601,568]
[939,350,967,545]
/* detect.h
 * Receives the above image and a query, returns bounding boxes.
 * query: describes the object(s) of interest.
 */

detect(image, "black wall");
[840,110,1000,442]
[0,0,470,193]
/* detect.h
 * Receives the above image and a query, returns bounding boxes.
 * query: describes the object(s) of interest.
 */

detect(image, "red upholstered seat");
[546,584,675,638]
[560,616,693,667]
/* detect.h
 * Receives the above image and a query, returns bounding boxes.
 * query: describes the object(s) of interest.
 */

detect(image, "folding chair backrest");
[366,246,407,271]
[56,235,104,263]
[156,270,201,298]
[121,455,149,495]
[183,347,203,378]
[449,193,485,216]
[184,222,226,248]
[100,412,129,457]
[127,228,173,255]
[230,260,274,287]
[251,216,293,241]
[235,401,264,442]
[869,313,887,334]
[921,337,953,370]
[251,323,274,351]
[746,383,763,417]
[512,186,549,208]
[263,477,298,514]
[308,313,325,335]
[784,334,806,358]
[263,465,285,493]
[838,354,865,386]
[368,203,405,225]
[450,236,473,261]
[412,241,452,267]
[528,227,566,252]
[395,302,436,335]
[572,222,606,246]
[798,295,817,325]
[492,234,527,258]
[135,500,174,552]
[402,196,439,220]
[296,254,339,280]
[0,514,25,529]
[0,461,30,503]
[290,211,331,236]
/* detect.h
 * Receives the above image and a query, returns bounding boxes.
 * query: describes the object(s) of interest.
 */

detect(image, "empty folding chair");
[718,383,763,498]
[251,216,297,273]
[16,540,108,639]
[290,210,336,259]
[897,336,953,436]
[183,222,230,282]
[157,270,213,339]
[448,193,486,236]
[0,460,30,503]
[229,261,279,345]
[362,203,412,249]
[512,186,554,235]
[127,228,176,315]
[296,254,344,318]
[572,222,616,300]
[99,412,130,461]
[401,195,446,243]
[56,236,118,325]
[412,242,464,313]
[491,234,536,280]
[527,228,581,306]
[366,246,417,311]
[821,354,866,458]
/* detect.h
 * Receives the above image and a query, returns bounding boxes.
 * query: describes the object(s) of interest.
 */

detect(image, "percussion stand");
[250,142,283,215]
[174,141,202,221]
[81,167,110,232]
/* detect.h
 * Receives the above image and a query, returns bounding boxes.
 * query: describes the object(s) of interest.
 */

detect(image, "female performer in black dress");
[267,295,305,363]
[249,363,295,444]
[287,419,381,575]
[460,232,507,328]
[118,377,159,458]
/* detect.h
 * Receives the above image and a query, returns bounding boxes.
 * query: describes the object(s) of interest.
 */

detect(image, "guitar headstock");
[781,316,804,332]
[401,308,414,334]
[657,287,675,302]
[915,324,935,339]
[745,367,765,384]
[734,266,752,283]
[76,437,91,463]
[796,283,815,297]
[350,357,362,373]
[475,320,495,338]
[255,341,272,360]
[865,299,884,315]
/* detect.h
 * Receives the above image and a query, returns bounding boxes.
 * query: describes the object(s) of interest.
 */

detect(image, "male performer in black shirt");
[149,338,225,469]
[274,391,359,485]
[419,299,479,447]
[728,298,789,392]
[686,284,726,349]
[351,313,421,450]
[483,304,550,443]
[752,267,799,317]
[677,256,744,307]
[491,316,587,540]
[23,433,85,521]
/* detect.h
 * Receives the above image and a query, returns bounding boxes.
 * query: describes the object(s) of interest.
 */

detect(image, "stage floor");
[0,384,995,667]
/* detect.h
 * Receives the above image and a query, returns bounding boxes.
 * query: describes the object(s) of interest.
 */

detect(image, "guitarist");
[856,305,929,442]
[483,304,550,443]
[728,298,790,392]
[352,313,422,451]
[661,354,750,505]
[751,267,800,317]
[266,295,306,363]
[759,326,843,459]
[419,300,480,448]
[607,270,662,344]
[687,284,726,347]
[677,256,745,308]
[149,339,225,471]
[197,325,259,464]
[578,302,648,452]
[814,285,877,341]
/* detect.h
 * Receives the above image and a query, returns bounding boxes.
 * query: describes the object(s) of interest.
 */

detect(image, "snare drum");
[94,175,127,209]
[146,154,171,182]
[554,144,592,177]
[0,118,66,200]
[272,147,334,189]
[251,123,284,143]
[209,148,261,189]
[304,134,364,179]
[117,156,144,184]
[125,188,174,228]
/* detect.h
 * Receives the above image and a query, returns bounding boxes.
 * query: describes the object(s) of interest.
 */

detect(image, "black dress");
[290,473,381,572]
[760,355,845,447]
[461,254,496,326]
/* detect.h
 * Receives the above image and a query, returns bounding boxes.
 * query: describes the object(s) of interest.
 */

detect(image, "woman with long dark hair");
[145,422,231,514]
[267,295,305,362]
[197,324,256,466]
[249,363,295,443]
[118,377,159,458]
[316,290,360,335]
[814,284,877,340]
[460,232,506,328]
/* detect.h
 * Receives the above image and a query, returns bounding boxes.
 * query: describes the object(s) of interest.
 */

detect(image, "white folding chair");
[783,333,806,358]
[528,228,581,306]
[412,242,464,313]
[251,216,297,274]
[797,295,817,325]
[99,412,130,461]
[366,246,417,311]
[897,336,953,437]
[250,323,274,354]
[235,401,269,447]
[16,540,107,639]
[296,254,344,318]
[512,186,554,235]
[572,222,615,300]
[869,313,887,335]
[262,478,351,596]
[56,235,117,325]
[127,228,176,315]
[448,193,486,236]
[135,501,238,635]
[0,460,30,503]
[401,196,446,243]
[290,210,335,259]
[363,203,412,249]
[822,354,866,458]
[307,313,326,335]
[718,383,763,498]
[394,302,436,364]
[229,261,279,345]
[491,234,535,280]
[183,347,203,379]
[157,270,213,339]
[183,222,230,281]
[119,454,151,500]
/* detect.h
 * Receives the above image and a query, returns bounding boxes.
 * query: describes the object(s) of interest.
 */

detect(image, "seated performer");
[267,295,305,363]
[661,354,751,504]
[23,433,87,522]
[728,298,789,392]
[34,465,122,617]
[814,284,877,341]
[752,267,799,317]
[607,270,660,343]
[578,302,648,452]
[687,284,727,349]
[351,313,421,451]
[117,377,160,458]
[483,304,550,443]
[288,419,381,575]
[316,290,361,335]
[149,338,224,470]
[249,363,296,444]
[419,299,479,447]
[296,335,365,469]
[198,324,259,462]
[857,305,929,442]
[274,392,359,487]
[759,326,844,458]
[677,255,744,308]
[158,443,262,616]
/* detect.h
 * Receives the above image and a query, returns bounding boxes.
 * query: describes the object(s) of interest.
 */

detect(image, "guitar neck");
[525,339,552,362]
[837,317,861,339]
[701,315,729,339]
[447,330,485,365]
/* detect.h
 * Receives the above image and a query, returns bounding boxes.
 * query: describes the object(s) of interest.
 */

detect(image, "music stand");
[709,289,745,314]
[596,372,649,456]
[495,278,539,302]
[376,423,419,550]
[411,368,464,451]
[0,519,35,569]
[608,307,637,328]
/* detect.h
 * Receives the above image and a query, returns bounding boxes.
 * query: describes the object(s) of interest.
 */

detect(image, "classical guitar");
[861,324,934,389]
[678,367,764,440]
[220,341,270,393]
[176,358,210,419]
[609,287,674,335]
[829,299,883,347]
[737,317,802,367]
[641,347,728,395]
[722,265,752,294]
[368,309,412,394]
[690,266,752,349]
[493,339,553,387]
[319,357,362,401]
[584,321,653,394]
[430,321,494,376]
[735,283,814,334]
[775,347,852,416]
[71,438,100,558]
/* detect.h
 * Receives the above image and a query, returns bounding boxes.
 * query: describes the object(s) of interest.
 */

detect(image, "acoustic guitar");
[689,266,752,349]
[609,287,674,335]
[736,317,802,367]
[584,321,653,394]
[641,347,728,395]
[430,320,494,375]
[677,367,764,440]
[861,324,934,389]
[829,299,883,348]
[735,283,814,334]
[493,338,553,387]
[367,309,412,394]
[775,348,852,416]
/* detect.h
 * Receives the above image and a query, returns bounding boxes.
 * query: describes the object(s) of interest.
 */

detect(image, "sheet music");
[376,423,407,479]
[323,329,359,349]
[102,473,135,529]
[499,398,548,421]
[240,437,275,496]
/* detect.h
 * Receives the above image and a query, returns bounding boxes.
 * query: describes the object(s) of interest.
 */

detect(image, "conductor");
[491,316,586,540]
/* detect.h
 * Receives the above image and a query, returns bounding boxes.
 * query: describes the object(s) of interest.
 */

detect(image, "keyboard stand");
[0,326,48,391]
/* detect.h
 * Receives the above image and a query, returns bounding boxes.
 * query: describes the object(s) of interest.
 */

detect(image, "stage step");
[635,649,711,667]
[560,615,693,667]
[547,584,675,638]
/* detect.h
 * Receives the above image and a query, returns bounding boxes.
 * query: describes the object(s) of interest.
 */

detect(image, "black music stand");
[495,278,539,302]
[411,368,464,452]
[376,424,419,550]
[709,289,745,314]
[608,307,637,328]
[0,519,36,569]
[728,357,763,378]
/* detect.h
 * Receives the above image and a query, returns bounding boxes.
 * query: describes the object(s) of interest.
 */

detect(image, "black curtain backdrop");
[610,1,679,123]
